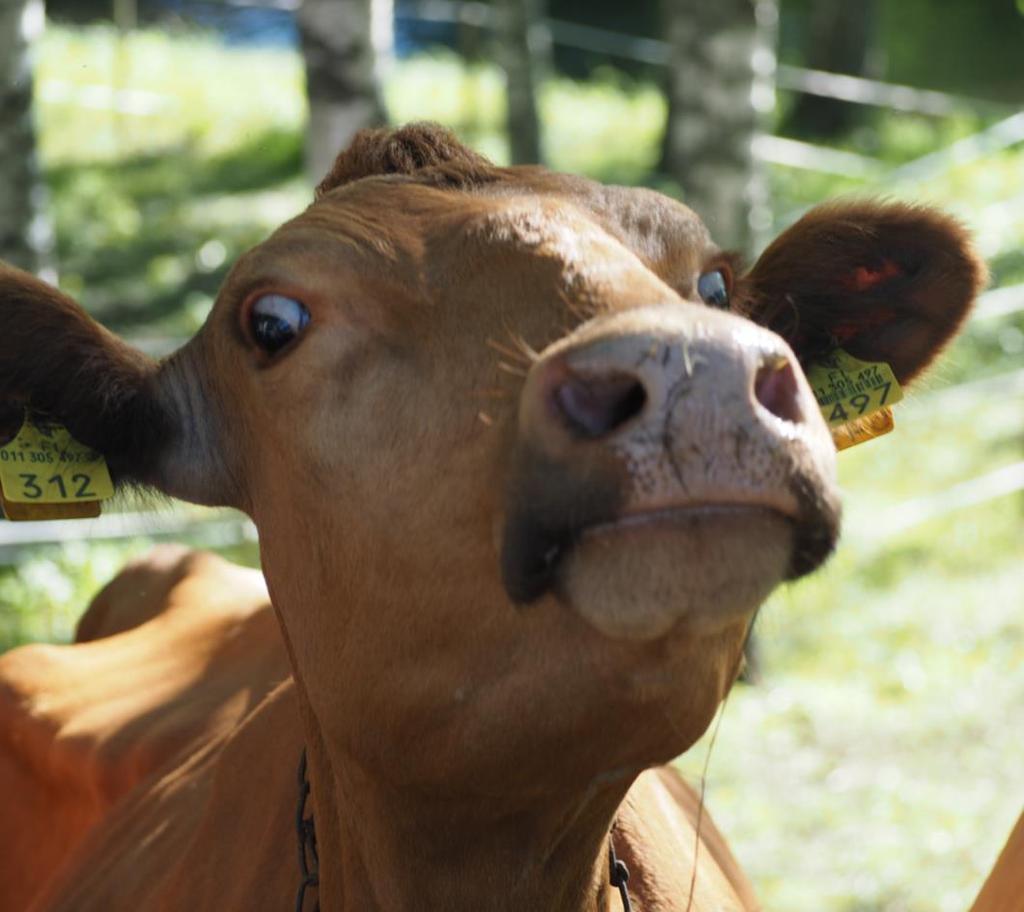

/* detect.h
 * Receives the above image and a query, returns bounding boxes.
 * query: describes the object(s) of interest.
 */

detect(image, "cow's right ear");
[739,201,987,384]
[0,264,236,507]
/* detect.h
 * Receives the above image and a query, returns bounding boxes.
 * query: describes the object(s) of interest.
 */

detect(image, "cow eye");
[697,270,730,309]
[249,294,310,355]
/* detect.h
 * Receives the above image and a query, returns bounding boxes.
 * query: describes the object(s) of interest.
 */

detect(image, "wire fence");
[0,508,255,563]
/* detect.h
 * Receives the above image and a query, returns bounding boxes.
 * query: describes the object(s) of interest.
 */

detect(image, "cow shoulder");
[3,548,281,804]
[0,549,287,912]
[32,680,301,912]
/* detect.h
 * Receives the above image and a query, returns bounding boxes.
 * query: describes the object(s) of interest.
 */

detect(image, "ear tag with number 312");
[805,349,904,451]
[0,413,114,521]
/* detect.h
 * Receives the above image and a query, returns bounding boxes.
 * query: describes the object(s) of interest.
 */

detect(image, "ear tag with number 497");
[805,349,904,451]
[0,414,114,521]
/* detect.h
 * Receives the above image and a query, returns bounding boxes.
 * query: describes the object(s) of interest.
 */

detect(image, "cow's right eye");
[249,294,310,355]
[697,270,730,309]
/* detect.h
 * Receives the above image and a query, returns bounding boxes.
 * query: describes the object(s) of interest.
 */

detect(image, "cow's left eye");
[697,270,730,309]
[249,294,310,355]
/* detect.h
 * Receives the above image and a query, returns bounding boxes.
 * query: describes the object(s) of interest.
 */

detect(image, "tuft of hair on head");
[315,122,498,198]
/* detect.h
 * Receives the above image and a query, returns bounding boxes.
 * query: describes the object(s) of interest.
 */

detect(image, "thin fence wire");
[909,366,1024,412]
[778,109,1024,224]
[886,111,1024,185]
[857,462,1024,544]
[752,135,885,179]
[400,0,1016,118]
[0,508,255,562]
[975,284,1024,322]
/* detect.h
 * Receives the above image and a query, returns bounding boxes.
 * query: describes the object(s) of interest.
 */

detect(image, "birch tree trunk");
[660,0,778,254]
[298,0,390,183]
[496,0,549,165]
[0,0,45,273]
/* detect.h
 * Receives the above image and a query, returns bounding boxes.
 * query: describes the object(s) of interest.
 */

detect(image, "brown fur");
[315,122,498,197]
[969,811,1024,912]
[0,548,283,912]
[0,125,985,911]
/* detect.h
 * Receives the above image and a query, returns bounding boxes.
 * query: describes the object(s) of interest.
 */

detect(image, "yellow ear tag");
[805,348,904,450]
[829,406,895,451]
[0,413,114,521]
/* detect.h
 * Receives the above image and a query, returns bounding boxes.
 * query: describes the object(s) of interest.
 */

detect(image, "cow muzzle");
[501,305,841,640]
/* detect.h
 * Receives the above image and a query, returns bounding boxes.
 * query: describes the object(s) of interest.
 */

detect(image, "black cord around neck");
[295,749,633,911]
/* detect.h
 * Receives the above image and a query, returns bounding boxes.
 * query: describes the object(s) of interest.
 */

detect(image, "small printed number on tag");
[806,349,904,429]
[0,414,114,505]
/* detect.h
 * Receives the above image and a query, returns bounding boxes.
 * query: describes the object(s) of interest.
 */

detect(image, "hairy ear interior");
[740,201,987,383]
[0,265,233,506]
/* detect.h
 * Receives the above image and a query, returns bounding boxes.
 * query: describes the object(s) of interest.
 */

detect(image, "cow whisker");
[506,331,539,363]
[497,360,527,378]
[470,387,511,400]
[487,337,532,366]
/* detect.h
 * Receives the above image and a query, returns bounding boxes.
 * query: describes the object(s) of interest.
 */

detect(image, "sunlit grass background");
[2,24,1022,912]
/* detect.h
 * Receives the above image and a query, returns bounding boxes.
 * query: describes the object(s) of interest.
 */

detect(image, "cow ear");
[739,201,987,383]
[0,264,236,507]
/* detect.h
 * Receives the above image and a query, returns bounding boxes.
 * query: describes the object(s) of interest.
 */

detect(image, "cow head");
[0,125,983,807]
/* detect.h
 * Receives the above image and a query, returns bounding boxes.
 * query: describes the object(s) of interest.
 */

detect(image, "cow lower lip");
[559,506,802,640]
[579,502,795,540]
[579,494,838,586]
[501,489,836,611]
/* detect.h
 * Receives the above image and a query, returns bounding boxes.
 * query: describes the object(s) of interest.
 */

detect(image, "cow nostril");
[553,371,648,440]
[754,359,804,425]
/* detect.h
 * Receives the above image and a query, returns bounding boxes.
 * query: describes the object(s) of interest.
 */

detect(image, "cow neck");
[297,739,637,912]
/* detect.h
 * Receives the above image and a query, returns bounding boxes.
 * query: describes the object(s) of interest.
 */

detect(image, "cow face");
[0,125,985,792]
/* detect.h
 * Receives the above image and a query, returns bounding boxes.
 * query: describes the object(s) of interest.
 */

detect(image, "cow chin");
[556,507,794,641]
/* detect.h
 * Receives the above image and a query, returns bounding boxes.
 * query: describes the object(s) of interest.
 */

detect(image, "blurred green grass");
[1,24,1021,912]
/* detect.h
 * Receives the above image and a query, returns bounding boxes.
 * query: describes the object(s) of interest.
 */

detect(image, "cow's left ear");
[739,201,987,383]
[0,264,237,508]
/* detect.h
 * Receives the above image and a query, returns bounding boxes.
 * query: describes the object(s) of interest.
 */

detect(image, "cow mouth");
[500,485,839,637]
[581,501,788,539]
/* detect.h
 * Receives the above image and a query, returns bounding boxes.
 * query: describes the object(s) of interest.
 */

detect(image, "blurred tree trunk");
[659,0,778,255]
[785,0,877,138]
[497,0,549,164]
[298,0,389,183]
[0,0,46,273]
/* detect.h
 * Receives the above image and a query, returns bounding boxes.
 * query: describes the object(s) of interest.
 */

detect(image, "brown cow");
[0,124,983,911]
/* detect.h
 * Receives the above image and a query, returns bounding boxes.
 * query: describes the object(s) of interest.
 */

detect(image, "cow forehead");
[219,173,717,337]
[464,172,714,267]
[535,180,715,282]
[292,173,711,278]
